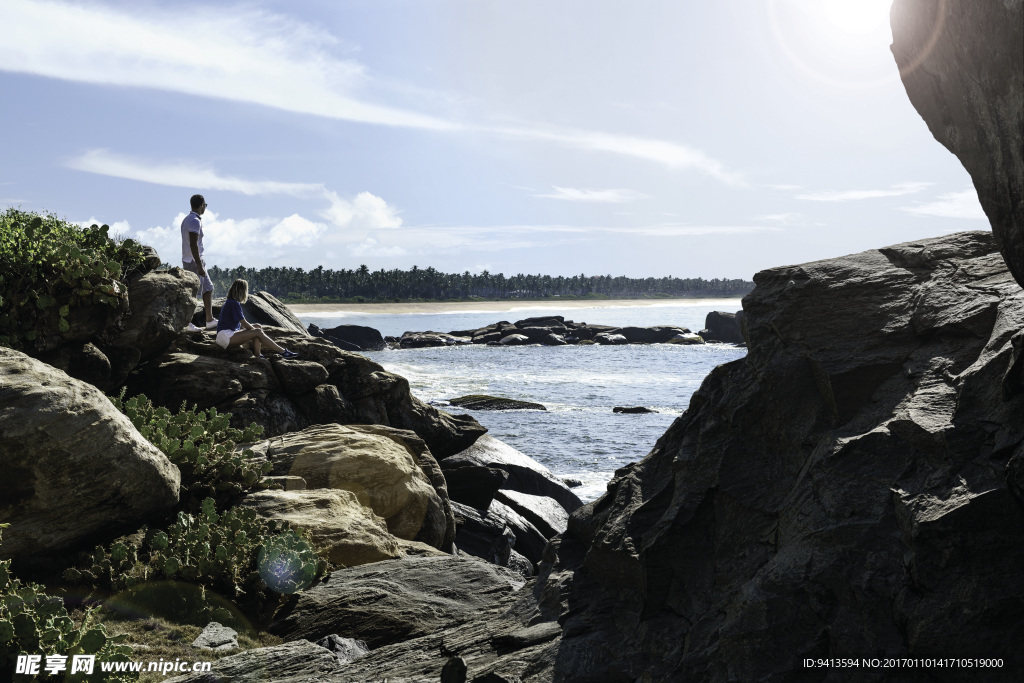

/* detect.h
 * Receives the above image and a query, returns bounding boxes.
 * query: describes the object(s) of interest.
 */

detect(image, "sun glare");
[767,0,899,89]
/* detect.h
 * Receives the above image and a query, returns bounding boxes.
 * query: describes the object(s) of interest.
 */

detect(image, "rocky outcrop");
[252,423,455,551]
[308,323,385,351]
[167,640,340,683]
[242,488,403,567]
[194,291,309,336]
[542,232,1024,680]
[114,268,199,361]
[126,329,486,457]
[699,309,744,343]
[891,0,1024,289]
[612,406,657,414]
[268,556,526,647]
[0,349,180,560]
[448,395,547,411]
[392,315,715,348]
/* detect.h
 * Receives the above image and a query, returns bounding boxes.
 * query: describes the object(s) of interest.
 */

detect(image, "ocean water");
[299,301,747,502]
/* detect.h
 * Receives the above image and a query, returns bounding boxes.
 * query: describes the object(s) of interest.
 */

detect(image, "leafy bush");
[0,525,136,681]
[64,499,326,626]
[0,209,144,350]
[109,390,271,510]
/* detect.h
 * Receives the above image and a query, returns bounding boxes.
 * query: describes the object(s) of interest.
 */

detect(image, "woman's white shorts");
[216,329,234,349]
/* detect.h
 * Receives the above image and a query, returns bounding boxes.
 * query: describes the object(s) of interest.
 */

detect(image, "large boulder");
[126,329,486,457]
[308,323,385,351]
[0,349,179,560]
[892,0,1024,290]
[441,435,582,515]
[611,325,690,344]
[256,423,454,551]
[114,268,198,361]
[268,556,525,648]
[241,489,402,567]
[448,395,547,411]
[544,232,1024,680]
[699,310,744,343]
[194,291,309,336]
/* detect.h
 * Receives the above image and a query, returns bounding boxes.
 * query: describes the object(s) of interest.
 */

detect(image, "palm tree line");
[205,264,754,303]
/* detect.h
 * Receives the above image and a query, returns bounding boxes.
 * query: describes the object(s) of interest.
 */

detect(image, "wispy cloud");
[900,188,986,220]
[796,182,931,201]
[767,183,803,191]
[66,149,326,197]
[0,0,455,131]
[758,212,802,224]
[534,187,651,203]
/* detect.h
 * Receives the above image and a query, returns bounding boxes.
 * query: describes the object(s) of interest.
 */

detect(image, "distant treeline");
[205,264,754,303]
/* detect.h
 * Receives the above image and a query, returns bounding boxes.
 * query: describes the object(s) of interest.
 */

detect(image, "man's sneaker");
[205,319,219,329]
[280,349,299,359]
[185,322,202,332]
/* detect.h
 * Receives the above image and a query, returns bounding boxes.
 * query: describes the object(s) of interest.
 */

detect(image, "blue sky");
[0,0,986,278]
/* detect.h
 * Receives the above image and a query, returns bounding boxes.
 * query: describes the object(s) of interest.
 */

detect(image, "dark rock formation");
[390,318,703,348]
[166,640,340,683]
[444,465,510,510]
[442,436,583,515]
[308,322,385,351]
[126,329,486,458]
[891,0,1024,289]
[268,556,525,647]
[543,232,1024,680]
[612,406,657,414]
[193,291,309,336]
[0,349,180,561]
[449,395,547,411]
[699,309,745,343]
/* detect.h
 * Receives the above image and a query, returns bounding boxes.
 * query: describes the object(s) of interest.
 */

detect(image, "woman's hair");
[227,279,249,303]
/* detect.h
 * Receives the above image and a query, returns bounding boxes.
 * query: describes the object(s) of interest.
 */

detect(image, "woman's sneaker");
[280,349,299,359]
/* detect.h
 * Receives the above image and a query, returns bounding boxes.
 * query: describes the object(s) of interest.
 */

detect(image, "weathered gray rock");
[195,291,309,336]
[127,329,487,457]
[699,310,744,343]
[256,423,454,551]
[166,640,339,683]
[268,556,525,647]
[400,331,471,348]
[498,334,531,346]
[191,622,238,652]
[892,0,1024,289]
[449,395,547,411]
[114,268,198,361]
[593,333,627,345]
[494,490,569,540]
[666,332,705,345]
[309,323,386,351]
[315,634,369,665]
[0,349,179,560]
[544,232,1024,681]
[611,325,690,344]
[444,465,509,510]
[443,436,582,515]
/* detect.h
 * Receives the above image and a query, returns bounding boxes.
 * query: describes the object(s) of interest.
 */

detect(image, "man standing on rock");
[181,194,217,329]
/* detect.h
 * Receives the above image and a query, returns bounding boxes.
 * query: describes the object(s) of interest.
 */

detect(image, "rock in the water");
[0,349,180,560]
[666,332,705,345]
[593,332,627,345]
[268,555,525,647]
[309,323,386,351]
[400,331,471,348]
[545,232,1024,680]
[166,640,339,683]
[700,310,744,343]
[449,395,547,411]
[613,326,690,344]
[256,423,454,550]
[612,406,657,414]
[191,622,238,652]
[315,634,369,665]
[443,436,582,515]
[242,488,402,567]
[892,0,1024,289]
[498,334,531,346]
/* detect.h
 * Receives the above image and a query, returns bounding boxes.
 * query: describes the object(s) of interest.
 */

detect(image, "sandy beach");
[287,298,743,316]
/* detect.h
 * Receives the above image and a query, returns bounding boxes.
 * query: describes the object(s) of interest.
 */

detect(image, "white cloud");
[322,191,403,230]
[900,188,987,220]
[66,150,325,197]
[796,182,931,201]
[349,237,408,258]
[269,214,327,247]
[758,212,802,224]
[0,0,454,131]
[534,187,651,203]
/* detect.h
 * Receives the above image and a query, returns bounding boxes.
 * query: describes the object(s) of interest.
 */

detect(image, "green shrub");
[109,390,270,510]
[0,209,144,350]
[0,525,136,681]
[64,499,326,626]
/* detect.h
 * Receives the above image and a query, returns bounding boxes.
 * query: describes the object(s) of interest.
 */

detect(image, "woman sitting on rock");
[216,279,299,359]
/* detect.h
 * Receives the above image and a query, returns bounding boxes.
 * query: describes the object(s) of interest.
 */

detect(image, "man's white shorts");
[216,329,234,349]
